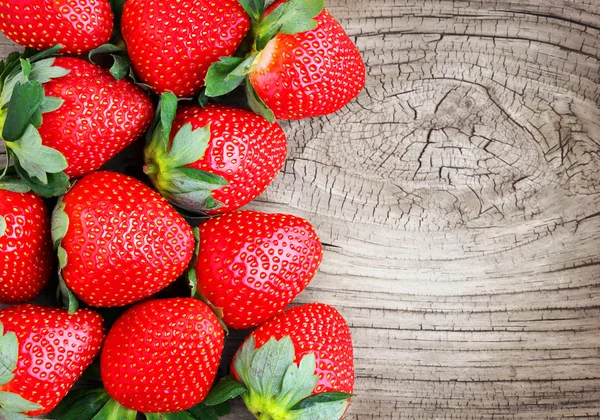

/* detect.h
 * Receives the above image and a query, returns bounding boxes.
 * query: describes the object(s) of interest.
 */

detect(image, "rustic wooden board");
[2,0,600,418]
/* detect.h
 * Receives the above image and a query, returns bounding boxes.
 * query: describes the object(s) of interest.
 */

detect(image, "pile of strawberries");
[0,0,365,418]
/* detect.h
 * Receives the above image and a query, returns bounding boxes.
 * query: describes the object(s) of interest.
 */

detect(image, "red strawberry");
[52,171,195,308]
[1,54,153,197]
[100,298,225,413]
[121,0,250,97]
[0,304,104,416]
[0,184,52,303]
[194,210,323,328]
[227,303,354,419]
[0,0,113,54]
[38,57,154,178]
[204,0,365,121]
[144,99,287,214]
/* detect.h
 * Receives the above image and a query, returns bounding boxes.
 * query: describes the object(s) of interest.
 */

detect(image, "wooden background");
[2,0,600,418]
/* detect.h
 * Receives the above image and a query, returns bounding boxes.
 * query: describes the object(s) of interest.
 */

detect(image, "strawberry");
[0,50,153,196]
[0,0,113,54]
[204,303,354,419]
[0,304,104,416]
[51,171,195,308]
[0,181,52,303]
[193,210,323,328]
[204,0,365,121]
[121,0,250,97]
[144,95,287,214]
[100,298,225,414]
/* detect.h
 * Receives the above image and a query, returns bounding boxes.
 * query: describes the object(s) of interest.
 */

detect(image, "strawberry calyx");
[0,321,44,417]
[51,386,232,419]
[224,336,352,420]
[204,0,324,121]
[0,45,71,197]
[51,194,79,314]
[88,43,132,81]
[144,92,229,214]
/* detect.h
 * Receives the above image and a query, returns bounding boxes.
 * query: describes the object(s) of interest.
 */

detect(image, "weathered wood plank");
[1,0,600,418]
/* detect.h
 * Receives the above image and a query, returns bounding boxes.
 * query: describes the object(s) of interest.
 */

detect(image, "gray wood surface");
[2,0,600,418]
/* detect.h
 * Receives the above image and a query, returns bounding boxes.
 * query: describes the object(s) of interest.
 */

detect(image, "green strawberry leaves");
[238,0,265,24]
[0,48,71,197]
[204,55,256,98]
[231,336,352,419]
[50,388,112,420]
[185,401,231,420]
[204,377,248,406]
[245,78,275,122]
[0,322,43,415]
[51,196,79,314]
[89,44,132,81]
[144,92,228,214]
[0,323,18,386]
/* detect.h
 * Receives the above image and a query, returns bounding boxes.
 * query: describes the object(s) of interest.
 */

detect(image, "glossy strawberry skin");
[172,104,287,213]
[121,0,250,97]
[0,189,52,303]
[37,58,153,178]
[0,0,113,54]
[59,171,195,307]
[196,211,323,329]
[233,303,354,395]
[101,298,225,412]
[249,3,365,120]
[0,304,105,415]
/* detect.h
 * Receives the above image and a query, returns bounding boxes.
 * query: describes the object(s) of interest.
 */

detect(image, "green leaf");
[166,123,211,168]
[0,327,18,386]
[0,408,30,420]
[0,216,5,239]
[145,412,194,420]
[28,58,70,84]
[197,88,209,108]
[290,392,354,411]
[58,273,79,314]
[233,335,257,388]
[204,56,251,97]
[254,0,324,49]
[110,55,131,80]
[49,388,111,420]
[11,160,70,198]
[89,43,124,60]
[187,268,197,297]
[186,401,231,420]
[19,59,31,79]
[51,196,69,249]
[169,190,221,215]
[290,400,348,420]
[0,52,22,90]
[0,177,31,193]
[176,167,228,188]
[245,78,275,122]
[25,44,63,64]
[238,0,265,23]
[248,336,295,401]
[2,81,45,141]
[204,376,248,406]
[159,92,178,148]
[39,95,64,114]
[90,397,137,420]
[4,125,68,184]
[275,353,318,409]
[0,391,42,413]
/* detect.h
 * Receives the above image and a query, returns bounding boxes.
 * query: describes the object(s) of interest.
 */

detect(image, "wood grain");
[1,0,600,418]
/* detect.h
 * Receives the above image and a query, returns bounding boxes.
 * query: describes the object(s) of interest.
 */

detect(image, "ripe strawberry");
[204,0,365,121]
[121,0,250,97]
[38,57,154,178]
[52,171,195,308]
[194,210,323,328]
[224,303,354,419]
[0,184,52,303]
[0,0,113,54]
[144,98,287,214]
[100,298,225,413]
[0,304,104,416]
[1,53,153,197]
